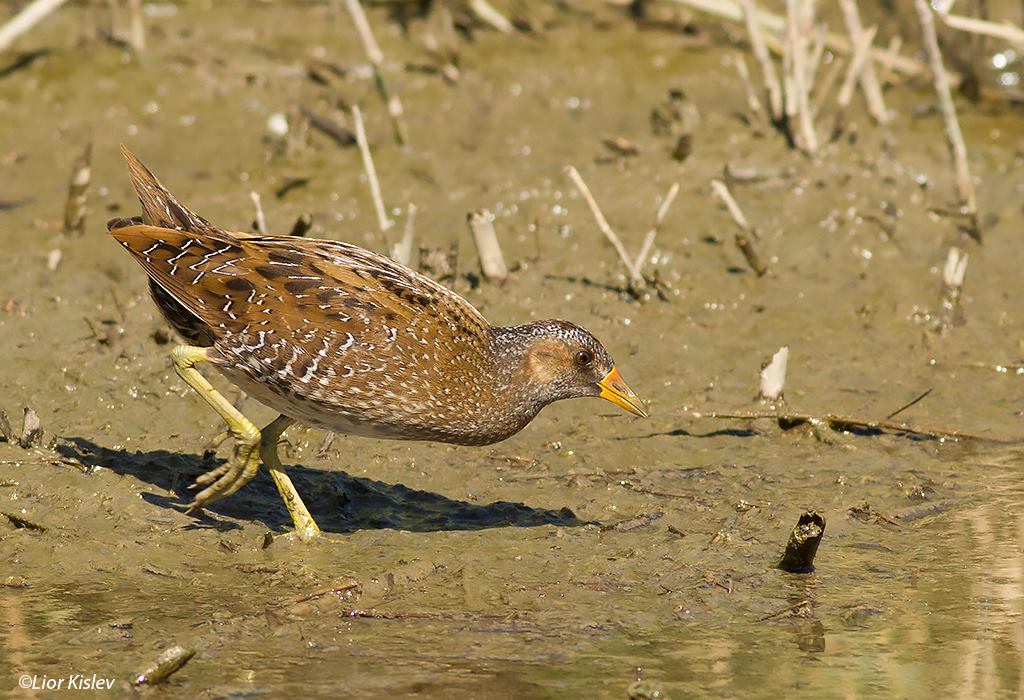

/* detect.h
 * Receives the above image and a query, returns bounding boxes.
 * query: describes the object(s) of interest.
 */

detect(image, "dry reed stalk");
[249,191,268,234]
[0,0,69,52]
[876,35,903,86]
[126,0,144,51]
[939,11,1024,50]
[631,182,680,280]
[468,0,514,33]
[915,0,977,217]
[733,55,766,125]
[710,179,767,276]
[838,0,889,123]
[739,0,783,121]
[564,166,645,290]
[938,246,968,331]
[63,142,91,236]
[351,104,394,236]
[392,202,416,267]
[466,210,508,284]
[668,0,931,79]
[343,0,408,146]
[785,0,818,154]
[811,55,845,116]
[837,25,878,108]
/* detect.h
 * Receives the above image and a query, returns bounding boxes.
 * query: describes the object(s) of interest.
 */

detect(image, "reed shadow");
[55,437,585,535]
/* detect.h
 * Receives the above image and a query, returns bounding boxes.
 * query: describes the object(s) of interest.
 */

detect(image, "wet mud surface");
[3,2,1024,697]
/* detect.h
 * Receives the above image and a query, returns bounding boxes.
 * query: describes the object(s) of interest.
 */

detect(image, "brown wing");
[120,145,218,234]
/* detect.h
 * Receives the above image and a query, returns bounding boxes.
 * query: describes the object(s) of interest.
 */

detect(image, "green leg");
[170,346,320,540]
[259,415,321,542]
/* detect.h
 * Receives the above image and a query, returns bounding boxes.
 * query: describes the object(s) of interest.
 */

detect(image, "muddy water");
[2,2,1024,697]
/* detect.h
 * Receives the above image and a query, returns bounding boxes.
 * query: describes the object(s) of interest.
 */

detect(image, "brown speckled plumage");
[108,146,645,536]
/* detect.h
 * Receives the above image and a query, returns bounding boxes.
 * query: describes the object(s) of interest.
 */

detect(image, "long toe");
[191,462,231,487]
[221,447,261,498]
[187,459,246,511]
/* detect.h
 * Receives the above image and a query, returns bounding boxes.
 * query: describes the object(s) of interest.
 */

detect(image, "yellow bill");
[597,367,648,417]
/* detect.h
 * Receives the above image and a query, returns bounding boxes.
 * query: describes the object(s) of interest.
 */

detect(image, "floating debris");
[132,645,195,686]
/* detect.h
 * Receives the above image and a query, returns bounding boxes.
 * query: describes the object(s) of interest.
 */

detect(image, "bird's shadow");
[55,438,586,535]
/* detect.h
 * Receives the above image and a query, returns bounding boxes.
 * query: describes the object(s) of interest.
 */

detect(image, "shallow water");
[2,2,1024,698]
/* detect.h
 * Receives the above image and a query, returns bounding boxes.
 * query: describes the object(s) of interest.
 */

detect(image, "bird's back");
[109,147,519,444]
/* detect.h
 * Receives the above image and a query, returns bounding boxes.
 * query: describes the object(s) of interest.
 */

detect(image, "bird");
[108,146,647,541]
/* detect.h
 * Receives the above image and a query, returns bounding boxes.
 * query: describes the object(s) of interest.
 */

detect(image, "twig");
[63,142,91,236]
[300,106,355,147]
[733,54,767,126]
[710,179,767,276]
[126,0,144,51]
[392,202,416,266]
[876,35,903,86]
[915,0,978,219]
[785,0,818,154]
[837,24,878,109]
[668,0,933,80]
[468,0,514,33]
[249,191,267,234]
[811,55,845,116]
[343,0,408,146]
[0,0,69,53]
[739,0,783,122]
[351,104,394,236]
[564,166,644,290]
[938,11,1024,50]
[838,0,889,123]
[710,178,752,231]
[632,182,679,280]
[466,209,508,284]
[687,409,1016,442]
[885,388,933,419]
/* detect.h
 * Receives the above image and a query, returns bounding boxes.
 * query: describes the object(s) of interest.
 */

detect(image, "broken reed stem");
[564,166,645,290]
[126,0,144,51]
[837,24,878,109]
[915,0,977,217]
[811,55,845,116]
[351,104,394,237]
[734,55,767,126]
[785,0,818,155]
[62,142,92,236]
[668,0,934,80]
[466,209,508,284]
[876,36,903,86]
[938,11,1024,51]
[343,0,408,146]
[710,179,767,277]
[249,191,268,234]
[838,0,889,123]
[739,0,783,122]
[392,202,416,267]
[938,246,968,332]
[632,182,680,280]
[468,0,514,33]
[0,0,69,52]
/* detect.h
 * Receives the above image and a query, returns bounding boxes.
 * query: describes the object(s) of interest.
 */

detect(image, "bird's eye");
[574,350,593,367]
